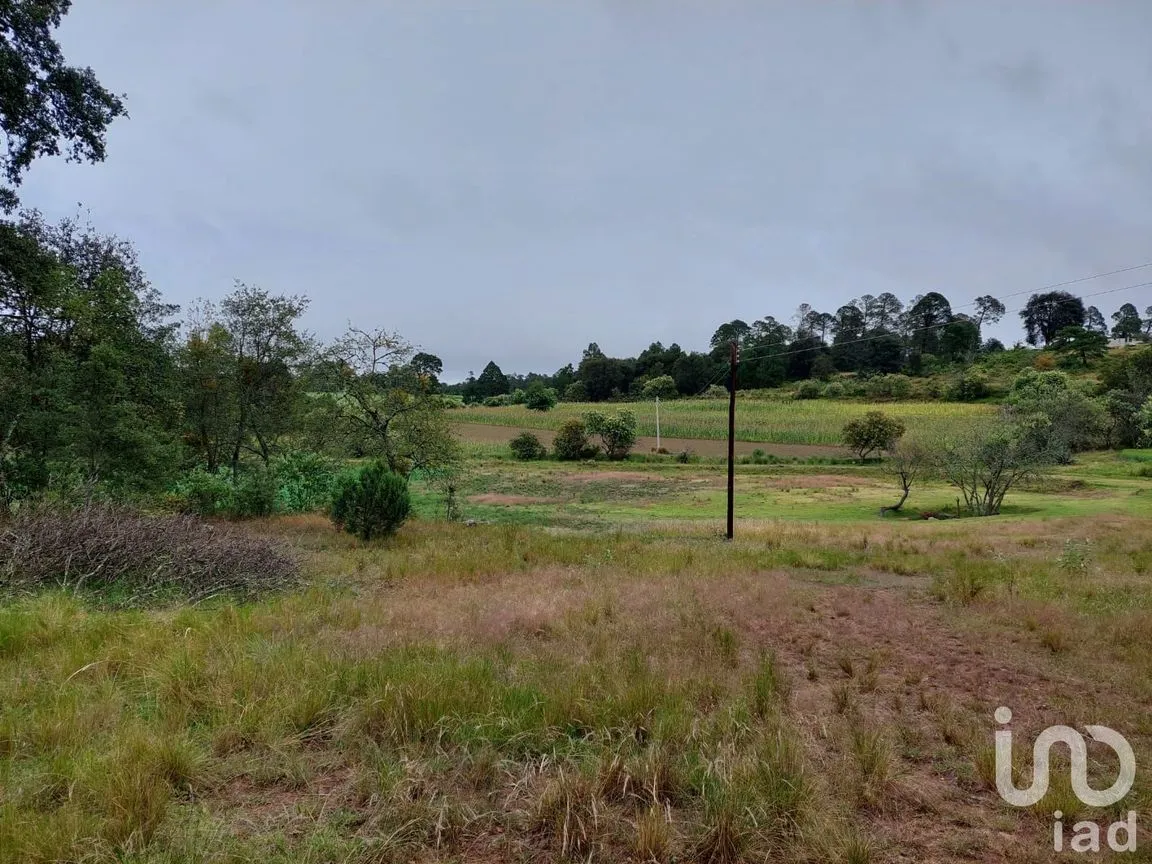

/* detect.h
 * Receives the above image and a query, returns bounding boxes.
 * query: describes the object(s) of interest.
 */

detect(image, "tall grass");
[452,399,992,445]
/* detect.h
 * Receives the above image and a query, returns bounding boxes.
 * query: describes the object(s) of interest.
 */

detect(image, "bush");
[553,419,595,460]
[794,380,822,400]
[524,382,558,412]
[822,381,846,399]
[482,394,511,407]
[945,372,991,402]
[864,374,911,400]
[230,466,276,518]
[0,503,298,602]
[169,467,234,517]
[168,466,275,519]
[272,451,339,513]
[562,382,588,402]
[583,410,638,460]
[331,462,411,541]
[509,432,547,460]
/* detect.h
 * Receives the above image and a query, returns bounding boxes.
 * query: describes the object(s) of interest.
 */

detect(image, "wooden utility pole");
[726,339,739,540]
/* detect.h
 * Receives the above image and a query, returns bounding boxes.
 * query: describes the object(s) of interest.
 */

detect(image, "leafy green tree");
[584,410,637,460]
[1006,369,1104,460]
[640,375,678,400]
[474,360,509,398]
[939,318,981,363]
[0,1,127,209]
[903,292,953,357]
[935,419,1050,516]
[1111,303,1144,342]
[841,411,906,462]
[1020,291,1085,346]
[524,380,557,411]
[0,211,179,501]
[1051,325,1107,367]
[324,326,460,478]
[408,352,443,391]
[218,283,312,472]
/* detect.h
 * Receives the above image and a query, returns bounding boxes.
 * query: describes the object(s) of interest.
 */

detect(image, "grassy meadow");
[4,443,1152,863]
[450,398,994,446]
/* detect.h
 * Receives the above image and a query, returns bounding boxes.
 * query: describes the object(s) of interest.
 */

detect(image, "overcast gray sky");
[20,1,1152,381]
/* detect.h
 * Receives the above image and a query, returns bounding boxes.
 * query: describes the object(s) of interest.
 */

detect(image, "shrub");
[822,381,846,399]
[482,394,511,407]
[509,388,526,405]
[330,462,411,541]
[562,382,588,402]
[945,371,991,402]
[271,451,339,513]
[509,432,547,461]
[230,466,276,518]
[168,467,234,517]
[584,410,638,460]
[524,382,558,412]
[864,374,911,400]
[0,503,298,602]
[553,419,595,460]
[842,411,906,462]
[794,380,822,400]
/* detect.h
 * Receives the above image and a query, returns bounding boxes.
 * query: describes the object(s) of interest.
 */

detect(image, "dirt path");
[454,421,847,459]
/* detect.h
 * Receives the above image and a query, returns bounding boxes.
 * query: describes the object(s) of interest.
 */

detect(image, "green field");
[451,398,995,445]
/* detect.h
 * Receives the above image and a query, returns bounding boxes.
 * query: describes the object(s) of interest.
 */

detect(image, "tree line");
[450,290,1151,404]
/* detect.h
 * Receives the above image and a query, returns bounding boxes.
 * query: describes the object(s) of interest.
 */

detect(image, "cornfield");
[451,398,994,445]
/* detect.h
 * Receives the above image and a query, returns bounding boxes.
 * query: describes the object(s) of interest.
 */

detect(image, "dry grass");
[1,511,1150,862]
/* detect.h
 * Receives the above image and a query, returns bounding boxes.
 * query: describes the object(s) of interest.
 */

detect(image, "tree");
[0,211,179,501]
[524,380,557,411]
[939,318,981,363]
[903,292,953,356]
[709,320,751,353]
[584,409,637,460]
[1005,369,1105,461]
[408,352,443,390]
[974,295,1006,329]
[0,1,128,210]
[1111,303,1143,342]
[862,292,903,332]
[1051,325,1107,367]
[935,419,1050,516]
[1020,291,1086,346]
[330,462,411,540]
[552,418,593,460]
[881,438,929,514]
[474,360,509,398]
[640,374,678,400]
[841,411,906,462]
[219,283,311,472]
[324,326,460,478]
[1085,305,1108,335]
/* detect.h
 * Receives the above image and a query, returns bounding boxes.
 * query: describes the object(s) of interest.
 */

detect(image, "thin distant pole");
[655,396,661,451]
[726,340,739,540]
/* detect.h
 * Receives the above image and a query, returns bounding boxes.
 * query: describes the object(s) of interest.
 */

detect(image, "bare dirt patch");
[467,493,561,506]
